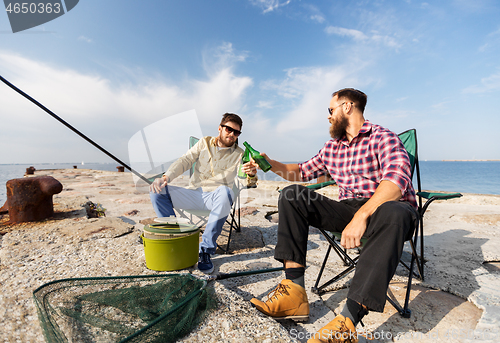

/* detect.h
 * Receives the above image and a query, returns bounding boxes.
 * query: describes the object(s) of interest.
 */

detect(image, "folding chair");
[310,129,462,318]
[176,136,243,254]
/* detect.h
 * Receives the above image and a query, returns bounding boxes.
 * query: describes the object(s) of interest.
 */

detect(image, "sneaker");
[250,279,309,321]
[307,314,358,343]
[198,248,214,274]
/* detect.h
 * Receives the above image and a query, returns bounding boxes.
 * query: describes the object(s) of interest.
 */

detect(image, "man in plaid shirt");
[250,89,419,343]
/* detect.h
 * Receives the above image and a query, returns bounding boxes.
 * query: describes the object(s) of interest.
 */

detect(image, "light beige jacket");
[164,136,257,192]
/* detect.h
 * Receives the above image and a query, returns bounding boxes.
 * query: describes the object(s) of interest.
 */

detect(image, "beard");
[329,113,349,140]
[218,132,236,147]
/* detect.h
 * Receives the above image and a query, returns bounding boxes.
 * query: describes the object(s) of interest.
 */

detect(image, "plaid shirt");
[299,121,417,209]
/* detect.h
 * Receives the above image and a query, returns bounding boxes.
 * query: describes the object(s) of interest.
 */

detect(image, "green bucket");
[142,225,200,271]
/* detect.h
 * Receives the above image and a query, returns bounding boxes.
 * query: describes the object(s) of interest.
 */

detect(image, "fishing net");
[33,273,217,343]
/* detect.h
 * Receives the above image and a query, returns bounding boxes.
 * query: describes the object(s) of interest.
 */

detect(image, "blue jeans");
[150,185,234,255]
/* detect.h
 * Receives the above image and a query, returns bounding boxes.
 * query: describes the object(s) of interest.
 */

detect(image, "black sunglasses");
[221,124,242,136]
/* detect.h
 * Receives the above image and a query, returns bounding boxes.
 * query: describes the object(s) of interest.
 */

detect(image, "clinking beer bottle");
[237,148,251,178]
[243,141,272,172]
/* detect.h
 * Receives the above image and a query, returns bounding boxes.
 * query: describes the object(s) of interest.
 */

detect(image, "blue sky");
[1,0,500,166]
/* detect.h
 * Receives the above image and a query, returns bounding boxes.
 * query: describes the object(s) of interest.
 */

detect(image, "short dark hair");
[220,113,243,128]
[332,88,367,113]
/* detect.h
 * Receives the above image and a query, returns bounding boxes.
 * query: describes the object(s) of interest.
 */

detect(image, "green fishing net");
[33,273,217,343]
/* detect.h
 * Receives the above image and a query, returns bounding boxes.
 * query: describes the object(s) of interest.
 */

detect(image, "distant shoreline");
[439,159,500,162]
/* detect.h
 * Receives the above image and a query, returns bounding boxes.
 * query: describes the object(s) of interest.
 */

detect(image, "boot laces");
[266,283,290,303]
[200,250,211,264]
[325,319,357,343]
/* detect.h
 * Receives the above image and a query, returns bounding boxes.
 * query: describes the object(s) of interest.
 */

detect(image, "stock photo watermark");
[290,328,499,341]
[3,0,79,33]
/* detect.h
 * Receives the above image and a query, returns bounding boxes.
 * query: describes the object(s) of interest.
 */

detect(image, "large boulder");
[6,176,63,223]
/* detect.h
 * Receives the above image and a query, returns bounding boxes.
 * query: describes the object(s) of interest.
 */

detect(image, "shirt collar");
[337,120,373,146]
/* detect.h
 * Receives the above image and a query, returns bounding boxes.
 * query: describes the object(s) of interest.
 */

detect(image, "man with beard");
[250,89,418,343]
[149,113,258,274]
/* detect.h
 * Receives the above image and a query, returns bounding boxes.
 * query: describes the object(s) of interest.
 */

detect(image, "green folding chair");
[311,129,462,318]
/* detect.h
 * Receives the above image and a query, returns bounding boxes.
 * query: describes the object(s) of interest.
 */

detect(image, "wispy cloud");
[78,35,93,43]
[325,26,368,41]
[202,42,250,76]
[463,70,500,94]
[479,27,500,52]
[325,26,401,49]
[302,4,325,23]
[249,0,291,14]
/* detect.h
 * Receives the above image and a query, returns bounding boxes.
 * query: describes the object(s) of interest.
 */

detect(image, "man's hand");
[149,176,168,193]
[340,180,403,249]
[242,160,258,177]
[341,213,368,249]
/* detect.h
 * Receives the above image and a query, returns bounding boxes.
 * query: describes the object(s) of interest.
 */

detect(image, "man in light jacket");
[149,113,257,274]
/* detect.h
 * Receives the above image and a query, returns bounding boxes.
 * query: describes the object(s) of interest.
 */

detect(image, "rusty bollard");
[25,166,36,175]
[6,176,63,223]
[116,166,125,172]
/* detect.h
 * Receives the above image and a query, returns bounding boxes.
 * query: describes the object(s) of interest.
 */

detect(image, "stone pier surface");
[0,168,499,342]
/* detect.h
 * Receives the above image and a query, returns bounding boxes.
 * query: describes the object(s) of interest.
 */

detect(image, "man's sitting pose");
[149,113,257,274]
[250,89,418,342]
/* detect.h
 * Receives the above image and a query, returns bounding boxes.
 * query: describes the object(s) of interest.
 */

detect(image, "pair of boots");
[251,279,363,343]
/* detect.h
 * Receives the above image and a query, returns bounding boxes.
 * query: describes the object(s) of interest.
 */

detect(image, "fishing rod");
[0,75,152,185]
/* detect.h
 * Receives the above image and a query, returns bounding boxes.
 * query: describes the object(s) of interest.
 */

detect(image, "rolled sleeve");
[379,135,413,196]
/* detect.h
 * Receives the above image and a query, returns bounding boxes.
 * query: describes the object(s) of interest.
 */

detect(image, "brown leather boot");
[250,279,309,321]
[307,314,358,343]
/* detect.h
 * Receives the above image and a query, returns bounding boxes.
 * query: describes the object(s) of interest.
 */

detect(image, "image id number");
[6,2,62,14]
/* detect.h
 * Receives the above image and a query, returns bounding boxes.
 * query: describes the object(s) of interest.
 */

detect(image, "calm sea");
[1,161,499,205]
[0,163,124,206]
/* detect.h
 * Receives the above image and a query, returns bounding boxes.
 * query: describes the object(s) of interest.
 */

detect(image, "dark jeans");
[275,184,418,312]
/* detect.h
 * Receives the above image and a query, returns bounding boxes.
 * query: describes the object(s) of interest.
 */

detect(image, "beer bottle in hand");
[243,142,272,172]
[238,148,251,178]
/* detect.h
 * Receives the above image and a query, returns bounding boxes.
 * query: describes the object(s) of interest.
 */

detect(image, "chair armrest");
[417,191,463,216]
[417,191,462,201]
[305,180,337,190]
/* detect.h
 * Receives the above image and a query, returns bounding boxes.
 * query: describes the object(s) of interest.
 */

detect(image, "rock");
[6,176,63,223]
[239,206,259,216]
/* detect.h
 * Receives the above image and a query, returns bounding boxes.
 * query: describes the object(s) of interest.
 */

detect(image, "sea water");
[0,163,123,205]
[1,161,499,205]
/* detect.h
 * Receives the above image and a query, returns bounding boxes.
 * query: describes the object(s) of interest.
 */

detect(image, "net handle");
[208,267,284,281]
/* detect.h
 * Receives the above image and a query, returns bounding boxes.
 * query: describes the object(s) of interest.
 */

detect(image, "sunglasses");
[221,124,242,136]
[328,102,353,115]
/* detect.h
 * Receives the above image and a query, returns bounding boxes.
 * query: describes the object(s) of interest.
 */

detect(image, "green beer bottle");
[238,148,251,178]
[243,142,272,172]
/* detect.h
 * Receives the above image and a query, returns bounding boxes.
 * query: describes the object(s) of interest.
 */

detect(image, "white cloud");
[302,3,325,23]
[310,14,325,24]
[78,35,93,43]
[256,100,274,108]
[325,26,368,41]
[202,42,249,77]
[463,71,500,94]
[249,0,291,14]
[0,46,253,163]
[325,26,401,49]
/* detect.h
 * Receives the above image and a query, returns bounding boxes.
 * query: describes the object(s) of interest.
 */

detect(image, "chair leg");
[312,245,332,294]
[217,206,239,254]
[312,229,359,295]
[235,194,241,232]
[420,218,425,280]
